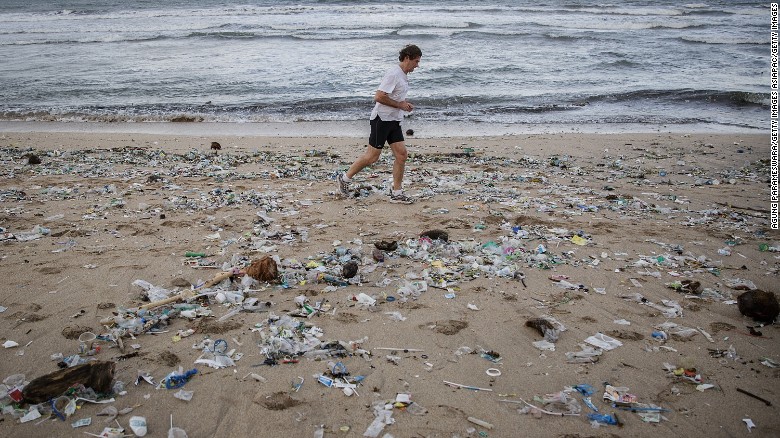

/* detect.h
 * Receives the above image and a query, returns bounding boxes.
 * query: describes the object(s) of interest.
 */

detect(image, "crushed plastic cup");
[168,415,188,438]
[78,331,97,352]
[3,374,25,387]
[168,427,188,438]
[129,416,148,437]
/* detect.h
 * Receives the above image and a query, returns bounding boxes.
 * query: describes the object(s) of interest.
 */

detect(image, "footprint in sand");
[421,320,468,335]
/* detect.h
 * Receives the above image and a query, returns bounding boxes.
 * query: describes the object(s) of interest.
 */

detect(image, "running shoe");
[336,173,350,197]
[389,191,414,204]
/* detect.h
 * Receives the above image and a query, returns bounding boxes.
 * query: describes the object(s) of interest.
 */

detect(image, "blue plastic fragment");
[573,383,594,396]
[587,413,617,425]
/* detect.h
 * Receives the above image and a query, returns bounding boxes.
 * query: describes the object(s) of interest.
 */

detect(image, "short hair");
[399,44,422,61]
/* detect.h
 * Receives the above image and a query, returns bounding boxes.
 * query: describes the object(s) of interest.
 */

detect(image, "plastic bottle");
[320,274,348,286]
[112,380,125,395]
[119,317,145,335]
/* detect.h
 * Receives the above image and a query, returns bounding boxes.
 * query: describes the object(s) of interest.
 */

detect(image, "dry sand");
[0,130,777,438]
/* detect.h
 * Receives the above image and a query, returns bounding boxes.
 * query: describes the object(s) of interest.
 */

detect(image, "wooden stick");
[736,388,772,406]
[138,270,237,310]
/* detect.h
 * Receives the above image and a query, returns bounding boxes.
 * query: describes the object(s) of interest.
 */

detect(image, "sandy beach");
[0,128,777,438]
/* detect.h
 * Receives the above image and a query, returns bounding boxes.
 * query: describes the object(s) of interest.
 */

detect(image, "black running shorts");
[369,116,404,149]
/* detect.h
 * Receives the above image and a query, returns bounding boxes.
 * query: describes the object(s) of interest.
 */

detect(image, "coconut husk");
[420,229,449,242]
[245,256,279,282]
[738,290,779,323]
[342,261,358,279]
[374,240,398,251]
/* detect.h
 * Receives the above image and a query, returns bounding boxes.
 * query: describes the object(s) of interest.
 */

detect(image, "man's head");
[399,44,422,62]
[399,44,421,74]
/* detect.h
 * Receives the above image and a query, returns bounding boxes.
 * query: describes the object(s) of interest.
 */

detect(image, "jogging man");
[337,44,422,204]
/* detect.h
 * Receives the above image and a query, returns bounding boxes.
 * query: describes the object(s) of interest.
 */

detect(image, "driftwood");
[139,256,279,311]
[22,361,115,404]
[138,270,234,310]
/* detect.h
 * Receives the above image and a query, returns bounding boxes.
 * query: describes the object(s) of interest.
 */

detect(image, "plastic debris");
[363,401,395,438]
[584,333,622,351]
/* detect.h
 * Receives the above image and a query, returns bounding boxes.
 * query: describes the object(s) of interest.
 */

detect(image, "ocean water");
[0,0,769,133]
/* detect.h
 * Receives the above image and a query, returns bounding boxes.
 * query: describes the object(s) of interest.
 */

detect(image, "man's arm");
[375,90,413,112]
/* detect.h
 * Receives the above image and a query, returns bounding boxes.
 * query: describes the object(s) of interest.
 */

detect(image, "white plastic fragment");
[355,293,376,307]
[395,393,411,404]
[363,402,395,438]
[20,407,41,423]
[467,416,494,429]
[3,340,19,348]
[584,333,622,350]
[247,373,266,382]
[384,311,407,321]
[71,417,92,428]
[565,344,602,363]
[173,389,193,401]
[697,327,715,343]
[532,340,556,351]
[96,405,118,422]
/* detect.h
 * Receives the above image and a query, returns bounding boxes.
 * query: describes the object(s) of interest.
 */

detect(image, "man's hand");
[375,91,413,112]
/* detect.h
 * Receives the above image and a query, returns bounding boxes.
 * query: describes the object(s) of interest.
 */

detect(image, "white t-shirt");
[370,65,409,122]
